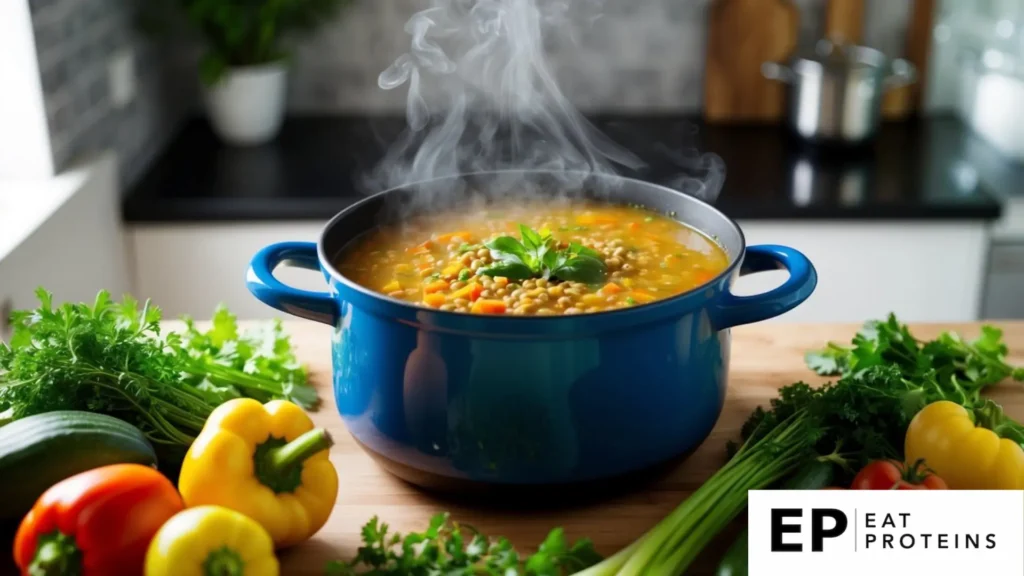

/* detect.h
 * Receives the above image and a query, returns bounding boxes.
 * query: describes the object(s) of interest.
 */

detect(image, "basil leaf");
[478,262,535,281]
[485,236,531,265]
[541,246,563,272]
[568,241,601,259]
[519,224,544,252]
[534,237,557,270]
[551,255,607,284]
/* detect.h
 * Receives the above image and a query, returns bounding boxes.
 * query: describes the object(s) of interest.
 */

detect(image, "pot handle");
[710,245,817,330]
[761,62,794,83]
[885,58,918,89]
[247,241,337,325]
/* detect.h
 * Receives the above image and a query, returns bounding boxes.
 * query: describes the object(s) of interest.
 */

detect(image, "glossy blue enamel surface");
[245,174,817,485]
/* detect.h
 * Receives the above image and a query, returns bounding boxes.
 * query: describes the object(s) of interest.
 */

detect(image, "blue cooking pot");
[246,172,816,489]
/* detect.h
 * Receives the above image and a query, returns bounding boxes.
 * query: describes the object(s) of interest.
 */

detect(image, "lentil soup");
[335,201,729,316]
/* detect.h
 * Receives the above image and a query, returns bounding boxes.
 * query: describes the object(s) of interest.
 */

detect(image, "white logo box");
[748,490,1024,576]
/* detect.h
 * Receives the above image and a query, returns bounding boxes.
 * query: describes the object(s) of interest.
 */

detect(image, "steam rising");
[366,0,725,207]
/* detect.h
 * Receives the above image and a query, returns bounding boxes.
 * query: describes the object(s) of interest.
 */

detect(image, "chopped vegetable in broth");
[335,201,729,316]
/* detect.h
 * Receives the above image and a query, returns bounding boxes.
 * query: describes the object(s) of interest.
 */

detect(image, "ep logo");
[771,508,848,552]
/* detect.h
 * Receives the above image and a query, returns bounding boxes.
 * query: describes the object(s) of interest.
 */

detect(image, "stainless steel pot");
[763,40,917,145]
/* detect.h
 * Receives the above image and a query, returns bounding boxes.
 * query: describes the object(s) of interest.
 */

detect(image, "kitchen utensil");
[705,0,800,123]
[959,47,1024,161]
[245,172,817,488]
[763,40,917,145]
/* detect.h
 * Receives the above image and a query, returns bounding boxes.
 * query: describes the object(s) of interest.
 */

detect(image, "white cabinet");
[128,219,991,323]
[735,221,989,323]
[128,223,326,320]
[0,154,131,340]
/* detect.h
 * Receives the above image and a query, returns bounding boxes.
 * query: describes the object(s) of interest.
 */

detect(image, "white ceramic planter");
[203,63,287,146]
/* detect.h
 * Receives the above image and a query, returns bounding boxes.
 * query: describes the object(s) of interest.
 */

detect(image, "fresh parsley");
[477,225,607,284]
[325,513,601,576]
[0,289,319,474]
[737,314,1024,482]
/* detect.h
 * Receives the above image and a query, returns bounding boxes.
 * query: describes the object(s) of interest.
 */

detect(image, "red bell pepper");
[13,463,183,576]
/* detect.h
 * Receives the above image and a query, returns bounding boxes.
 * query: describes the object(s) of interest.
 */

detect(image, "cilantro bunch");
[326,513,601,576]
[479,225,607,284]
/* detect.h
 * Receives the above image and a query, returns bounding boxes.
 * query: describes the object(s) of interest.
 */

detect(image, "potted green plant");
[166,0,354,145]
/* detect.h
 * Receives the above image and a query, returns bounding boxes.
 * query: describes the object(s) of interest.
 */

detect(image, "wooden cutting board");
[887,0,935,118]
[704,0,800,123]
[3,322,1024,575]
[825,0,865,46]
[254,321,1024,575]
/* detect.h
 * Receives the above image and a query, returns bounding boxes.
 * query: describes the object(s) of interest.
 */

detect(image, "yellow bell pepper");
[145,505,278,576]
[905,400,1024,489]
[179,399,339,548]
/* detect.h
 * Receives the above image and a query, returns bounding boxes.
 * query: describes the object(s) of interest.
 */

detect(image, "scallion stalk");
[576,412,815,576]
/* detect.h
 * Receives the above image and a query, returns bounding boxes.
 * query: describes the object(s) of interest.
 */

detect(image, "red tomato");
[851,459,948,490]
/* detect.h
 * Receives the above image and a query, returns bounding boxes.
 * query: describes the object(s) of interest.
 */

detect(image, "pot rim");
[314,170,747,323]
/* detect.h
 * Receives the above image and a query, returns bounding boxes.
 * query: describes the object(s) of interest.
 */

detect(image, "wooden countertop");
[275,321,1024,575]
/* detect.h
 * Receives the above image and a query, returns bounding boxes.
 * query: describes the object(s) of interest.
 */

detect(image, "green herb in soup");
[336,201,729,316]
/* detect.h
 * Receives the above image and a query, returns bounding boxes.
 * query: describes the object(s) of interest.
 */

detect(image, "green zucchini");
[0,411,158,521]
[716,460,836,576]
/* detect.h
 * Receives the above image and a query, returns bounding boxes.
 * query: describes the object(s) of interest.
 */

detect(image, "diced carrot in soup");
[436,231,474,244]
[406,240,433,254]
[471,299,507,314]
[451,283,483,302]
[335,200,729,316]
[423,293,447,308]
[631,290,656,303]
[424,280,449,294]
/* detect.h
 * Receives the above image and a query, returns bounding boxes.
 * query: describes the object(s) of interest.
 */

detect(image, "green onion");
[576,413,814,576]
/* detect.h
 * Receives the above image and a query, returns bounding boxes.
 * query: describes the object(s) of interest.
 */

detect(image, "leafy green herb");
[644,216,654,223]
[477,225,607,284]
[805,314,1024,388]
[626,297,636,306]
[457,243,480,254]
[457,269,472,282]
[326,513,601,576]
[0,289,319,472]
[426,272,441,282]
[174,305,318,409]
[738,316,1024,476]
[575,315,1024,576]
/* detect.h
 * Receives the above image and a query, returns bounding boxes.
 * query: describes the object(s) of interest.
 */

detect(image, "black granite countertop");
[123,114,1003,223]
